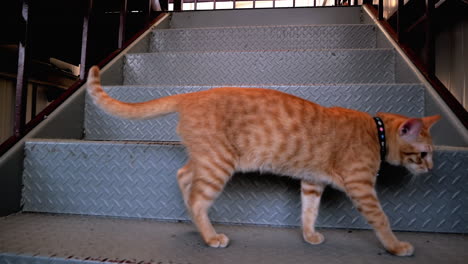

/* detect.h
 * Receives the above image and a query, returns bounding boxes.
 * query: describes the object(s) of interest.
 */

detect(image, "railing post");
[146,0,152,23]
[80,0,93,80]
[31,83,38,120]
[159,0,169,11]
[425,0,435,77]
[174,0,183,11]
[118,0,128,49]
[397,0,404,41]
[378,0,384,20]
[14,0,32,137]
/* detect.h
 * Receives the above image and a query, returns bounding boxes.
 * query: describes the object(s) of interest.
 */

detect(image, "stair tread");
[154,23,375,31]
[25,138,467,150]
[168,7,364,28]
[1,213,467,264]
[150,24,377,52]
[133,48,394,54]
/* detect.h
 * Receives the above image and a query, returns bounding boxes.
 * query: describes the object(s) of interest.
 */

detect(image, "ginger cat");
[87,66,440,256]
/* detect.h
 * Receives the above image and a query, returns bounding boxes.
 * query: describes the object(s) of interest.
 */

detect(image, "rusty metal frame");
[0,0,163,156]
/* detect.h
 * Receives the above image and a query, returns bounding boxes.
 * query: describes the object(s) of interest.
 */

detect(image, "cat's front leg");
[344,178,414,256]
[301,181,325,245]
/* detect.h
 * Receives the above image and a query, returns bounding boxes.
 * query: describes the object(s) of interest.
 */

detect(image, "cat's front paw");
[387,241,414,256]
[207,233,230,248]
[303,231,325,245]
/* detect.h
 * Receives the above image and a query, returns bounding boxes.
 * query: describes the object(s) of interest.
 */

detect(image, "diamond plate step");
[1,214,468,264]
[169,7,364,28]
[84,84,424,141]
[123,49,395,86]
[150,25,376,52]
[23,140,468,233]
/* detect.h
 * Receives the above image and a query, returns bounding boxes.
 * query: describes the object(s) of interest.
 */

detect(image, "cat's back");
[179,87,320,114]
[177,87,327,144]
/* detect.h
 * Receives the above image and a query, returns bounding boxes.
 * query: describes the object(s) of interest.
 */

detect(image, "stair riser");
[169,7,363,28]
[123,50,395,86]
[23,141,468,233]
[151,25,376,52]
[84,85,424,141]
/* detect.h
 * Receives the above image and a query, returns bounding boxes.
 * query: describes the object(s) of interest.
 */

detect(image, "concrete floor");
[0,213,467,264]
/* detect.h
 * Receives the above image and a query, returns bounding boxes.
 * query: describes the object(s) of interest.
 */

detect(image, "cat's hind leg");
[186,158,234,248]
[301,181,325,245]
[177,161,193,207]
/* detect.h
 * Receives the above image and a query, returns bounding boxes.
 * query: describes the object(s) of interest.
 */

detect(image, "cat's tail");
[86,66,182,120]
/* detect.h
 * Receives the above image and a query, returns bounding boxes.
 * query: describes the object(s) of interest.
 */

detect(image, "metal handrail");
[0,0,158,156]
[0,0,354,157]
[2,0,465,157]
[365,0,467,128]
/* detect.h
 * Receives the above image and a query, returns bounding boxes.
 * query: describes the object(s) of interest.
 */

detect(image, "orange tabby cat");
[87,66,440,256]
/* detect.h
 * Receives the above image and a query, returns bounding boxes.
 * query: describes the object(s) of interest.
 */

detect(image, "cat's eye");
[421,152,428,158]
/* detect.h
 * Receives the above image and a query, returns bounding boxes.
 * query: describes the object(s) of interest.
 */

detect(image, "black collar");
[373,117,386,162]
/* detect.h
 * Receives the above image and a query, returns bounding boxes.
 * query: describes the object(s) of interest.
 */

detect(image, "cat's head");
[378,113,441,175]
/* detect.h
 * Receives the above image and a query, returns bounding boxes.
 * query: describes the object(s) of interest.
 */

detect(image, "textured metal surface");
[0,254,108,264]
[123,49,395,86]
[150,25,376,52]
[2,214,468,264]
[4,8,468,264]
[359,6,467,147]
[169,7,363,28]
[23,140,468,233]
[0,79,85,217]
[84,84,425,141]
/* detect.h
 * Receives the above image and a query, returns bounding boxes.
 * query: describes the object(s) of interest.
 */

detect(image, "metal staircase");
[1,6,467,264]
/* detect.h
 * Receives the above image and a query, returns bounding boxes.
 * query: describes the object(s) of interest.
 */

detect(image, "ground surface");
[0,213,467,264]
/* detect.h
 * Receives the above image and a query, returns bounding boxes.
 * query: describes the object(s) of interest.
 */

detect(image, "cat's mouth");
[406,165,430,175]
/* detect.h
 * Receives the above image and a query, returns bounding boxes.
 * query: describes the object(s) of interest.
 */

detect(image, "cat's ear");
[399,118,423,142]
[422,115,441,130]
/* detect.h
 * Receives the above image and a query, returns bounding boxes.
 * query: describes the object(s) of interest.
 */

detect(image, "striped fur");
[87,66,440,256]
